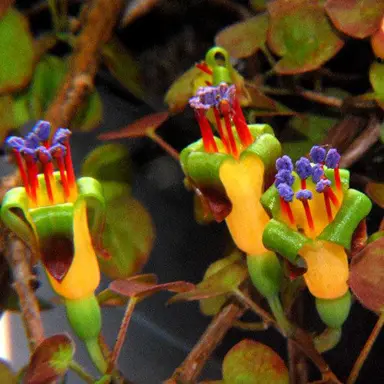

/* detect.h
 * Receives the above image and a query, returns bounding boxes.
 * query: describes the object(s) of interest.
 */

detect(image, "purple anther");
[25,133,40,149]
[325,148,341,169]
[311,164,324,183]
[316,179,331,193]
[6,136,25,151]
[33,120,51,142]
[49,143,66,158]
[275,169,295,187]
[218,83,236,103]
[295,157,312,180]
[36,146,52,163]
[296,189,313,200]
[310,145,326,164]
[276,155,293,172]
[52,128,71,145]
[21,147,37,160]
[277,183,294,202]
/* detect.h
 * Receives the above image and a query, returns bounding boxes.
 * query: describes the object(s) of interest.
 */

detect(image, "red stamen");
[63,142,76,190]
[25,157,38,204]
[232,97,253,147]
[213,108,229,153]
[323,193,333,223]
[56,157,70,200]
[335,167,341,191]
[205,81,212,86]
[42,164,54,203]
[223,111,238,157]
[302,199,314,232]
[13,150,30,197]
[280,197,295,226]
[326,187,339,207]
[301,179,306,190]
[196,62,213,75]
[195,110,218,153]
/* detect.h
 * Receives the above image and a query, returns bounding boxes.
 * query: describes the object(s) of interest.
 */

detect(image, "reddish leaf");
[371,20,384,59]
[351,219,368,257]
[24,334,74,384]
[223,340,289,383]
[215,14,269,59]
[168,262,248,304]
[246,85,279,110]
[365,181,384,208]
[98,112,169,140]
[267,0,344,74]
[349,237,384,312]
[325,0,384,39]
[0,0,14,19]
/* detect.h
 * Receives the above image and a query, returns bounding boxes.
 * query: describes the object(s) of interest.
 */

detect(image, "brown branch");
[44,0,124,129]
[297,88,343,108]
[5,233,44,350]
[166,301,245,384]
[339,115,381,168]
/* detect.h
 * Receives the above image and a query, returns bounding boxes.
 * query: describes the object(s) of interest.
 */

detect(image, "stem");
[147,131,180,161]
[5,234,44,350]
[85,338,107,374]
[267,295,294,337]
[314,328,342,354]
[48,0,61,32]
[261,44,276,69]
[69,361,96,384]
[167,302,244,383]
[233,320,268,331]
[347,313,384,384]
[108,298,137,373]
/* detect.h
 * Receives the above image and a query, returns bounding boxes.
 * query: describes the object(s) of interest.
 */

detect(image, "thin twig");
[347,313,384,384]
[44,0,124,130]
[233,320,268,331]
[340,115,381,168]
[69,361,96,384]
[5,234,44,350]
[297,88,343,108]
[167,301,245,383]
[147,132,180,161]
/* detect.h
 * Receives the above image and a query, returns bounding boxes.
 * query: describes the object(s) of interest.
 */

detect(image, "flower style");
[261,146,372,300]
[180,52,281,256]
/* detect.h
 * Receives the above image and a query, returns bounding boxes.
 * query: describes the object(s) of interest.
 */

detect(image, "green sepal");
[205,47,232,85]
[76,177,106,243]
[318,189,372,249]
[247,251,283,298]
[0,187,35,247]
[64,294,102,341]
[315,290,352,328]
[262,219,311,264]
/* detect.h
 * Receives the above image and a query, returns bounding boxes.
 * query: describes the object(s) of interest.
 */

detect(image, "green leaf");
[102,37,144,101]
[349,237,384,312]
[267,0,344,74]
[98,194,155,279]
[325,0,384,39]
[250,0,267,11]
[0,96,16,143]
[215,14,269,59]
[24,334,75,384]
[369,61,384,109]
[223,339,289,384]
[0,8,34,93]
[0,360,16,384]
[282,140,313,159]
[365,181,384,208]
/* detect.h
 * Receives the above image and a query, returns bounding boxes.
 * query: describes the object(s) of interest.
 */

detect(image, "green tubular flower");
[1,121,107,372]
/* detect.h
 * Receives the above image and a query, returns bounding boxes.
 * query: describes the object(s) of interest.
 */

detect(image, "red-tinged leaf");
[121,0,159,27]
[0,0,14,18]
[267,0,344,74]
[246,85,278,110]
[24,334,74,384]
[0,360,16,384]
[369,60,384,113]
[371,21,384,59]
[349,237,384,312]
[351,219,368,257]
[215,14,269,59]
[168,262,248,304]
[325,0,384,39]
[365,181,384,208]
[223,340,289,384]
[98,112,169,140]
[109,278,194,300]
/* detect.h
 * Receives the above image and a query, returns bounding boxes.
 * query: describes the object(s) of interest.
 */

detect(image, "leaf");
[24,334,75,384]
[102,37,144,101]
[71,90,103,132]
[98,112,169,140]
[369,61,384,109]
[168,261,248,305]
[0,360,16,384]
[121,0,159,27]
[0,8,34,93]
[250,0,267,11]
[222,339,289,384]
[365,181,384,208]
[97,194,155,279]
[0,96,16,143]
[349,237,384,312]
[267,0,344,74]
[246,85,279,111]
[325,0,384,39]
[215,14,269,59]
[282,140,313,159]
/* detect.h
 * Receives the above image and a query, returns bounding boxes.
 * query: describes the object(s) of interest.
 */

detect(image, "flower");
[261,146,372,299]
[180,51,281,255]
[1,121,106,300]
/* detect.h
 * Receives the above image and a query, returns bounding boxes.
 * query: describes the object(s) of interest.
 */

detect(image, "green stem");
[347,312,384,384]
[85,338,108,374]
[69,361,96,384]
[47,0,61,32]
[233,320,269,331]
[147,131,180,161]
[314,328,342,353]
[267,295,294,337]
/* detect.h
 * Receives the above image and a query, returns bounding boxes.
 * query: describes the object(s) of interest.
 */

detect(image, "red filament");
[301,179,306,190]
[213,108,229,153]
[302,199,314,232]
[232,97,253,147]
[323,193,333,223]
[326,187,339,207]
[43,164,54,203]
[195,110,218,153]
[63,142,76,190]
[196,62,213,75]
[25,158,38,204]
[56,157,70,200]
[13,150,30,197]
[280,197,295,226]
[223,112,238,157]
[335,167,341,191]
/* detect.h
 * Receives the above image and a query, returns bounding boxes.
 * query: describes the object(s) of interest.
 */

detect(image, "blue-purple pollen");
[310,145,326,164]
[276,155,293,172]
[325,148,341,169]
[189,83,235,110]
[277,183,294,202]
[52,128,71,145]
[33,120,51,142]
[316,179,331,193]
[275,169,295,187]
[311,164,324,183]
[295,157,312,180]
[296,189,313,201]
